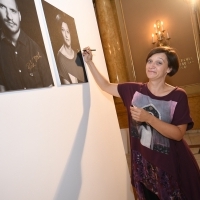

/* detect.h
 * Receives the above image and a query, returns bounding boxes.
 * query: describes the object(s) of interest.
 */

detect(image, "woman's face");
[146,53,171,81]
[61,22,71,47]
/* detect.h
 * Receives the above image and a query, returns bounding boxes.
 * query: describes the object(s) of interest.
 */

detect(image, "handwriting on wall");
[180,57,194,69]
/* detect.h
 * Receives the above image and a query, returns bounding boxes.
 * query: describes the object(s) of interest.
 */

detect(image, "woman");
[56,14,87,84]
[82,46,200,200]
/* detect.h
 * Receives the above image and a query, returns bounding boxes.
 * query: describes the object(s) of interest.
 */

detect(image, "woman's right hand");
[82,47,93,63]
[130,105,151,123]
[82,46,120,97]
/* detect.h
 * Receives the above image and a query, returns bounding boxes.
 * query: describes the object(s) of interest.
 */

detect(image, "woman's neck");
[61,45,74,59]
[147,81,175,97]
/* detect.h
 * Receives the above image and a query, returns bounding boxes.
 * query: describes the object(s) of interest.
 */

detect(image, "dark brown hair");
[146,46,179,76]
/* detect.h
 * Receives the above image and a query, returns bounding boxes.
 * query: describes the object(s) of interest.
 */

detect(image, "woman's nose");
[149,62,155,68]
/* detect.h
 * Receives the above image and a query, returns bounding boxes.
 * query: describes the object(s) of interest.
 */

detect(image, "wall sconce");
[151,20,171,46]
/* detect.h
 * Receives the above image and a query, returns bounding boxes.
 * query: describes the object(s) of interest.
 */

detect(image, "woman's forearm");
[86,60,119,97]
[147,114,187,141]
[130,106,187,141]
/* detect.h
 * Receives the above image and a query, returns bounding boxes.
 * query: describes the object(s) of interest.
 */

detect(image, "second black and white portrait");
[42,0,88,85]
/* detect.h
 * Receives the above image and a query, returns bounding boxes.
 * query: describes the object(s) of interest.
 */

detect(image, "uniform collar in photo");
[0,29,27,47]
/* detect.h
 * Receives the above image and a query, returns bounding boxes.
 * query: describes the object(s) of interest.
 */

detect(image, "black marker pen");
[83,49,96,52]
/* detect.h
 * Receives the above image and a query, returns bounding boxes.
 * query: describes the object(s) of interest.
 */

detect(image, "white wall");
[0,0,134,199]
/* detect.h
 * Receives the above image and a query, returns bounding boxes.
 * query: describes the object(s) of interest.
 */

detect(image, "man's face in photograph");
[0,0,21,34]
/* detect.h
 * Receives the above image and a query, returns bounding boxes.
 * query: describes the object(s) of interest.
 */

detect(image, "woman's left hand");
[130,106,151,123]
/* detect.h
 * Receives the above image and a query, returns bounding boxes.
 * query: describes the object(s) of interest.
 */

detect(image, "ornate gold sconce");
[151,20,171,46]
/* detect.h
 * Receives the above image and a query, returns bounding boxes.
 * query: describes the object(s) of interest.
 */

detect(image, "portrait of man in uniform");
[0,0,53,92]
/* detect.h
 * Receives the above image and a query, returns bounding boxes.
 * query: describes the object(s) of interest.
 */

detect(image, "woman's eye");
[156,61,162,65]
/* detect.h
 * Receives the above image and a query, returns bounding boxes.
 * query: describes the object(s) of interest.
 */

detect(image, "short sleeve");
[118,82,141,107]
[171,89,194,130]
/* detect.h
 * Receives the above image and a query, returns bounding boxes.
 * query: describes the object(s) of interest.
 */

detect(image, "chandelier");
[151,20,171,46]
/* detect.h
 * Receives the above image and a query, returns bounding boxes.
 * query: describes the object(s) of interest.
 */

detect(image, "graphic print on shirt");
[130,91,177,154]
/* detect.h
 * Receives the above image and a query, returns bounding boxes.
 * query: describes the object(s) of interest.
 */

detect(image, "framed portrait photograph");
[0,0,54,92]
[42,0,88,85]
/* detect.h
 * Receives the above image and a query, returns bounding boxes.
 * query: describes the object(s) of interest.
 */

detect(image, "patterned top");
[118,82,200,200]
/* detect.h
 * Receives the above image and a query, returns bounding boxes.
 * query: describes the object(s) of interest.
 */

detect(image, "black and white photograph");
[42,0,88,85]
[0,0,54,92]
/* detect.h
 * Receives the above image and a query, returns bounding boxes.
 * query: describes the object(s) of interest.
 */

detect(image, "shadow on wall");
[54,84,91,200]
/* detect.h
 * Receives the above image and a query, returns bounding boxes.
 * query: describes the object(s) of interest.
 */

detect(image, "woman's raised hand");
[82,47,93,63]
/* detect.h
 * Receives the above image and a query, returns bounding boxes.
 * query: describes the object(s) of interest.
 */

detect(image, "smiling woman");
[146,54,170,81]
[82,46,200,199]
[145,48,179,91]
